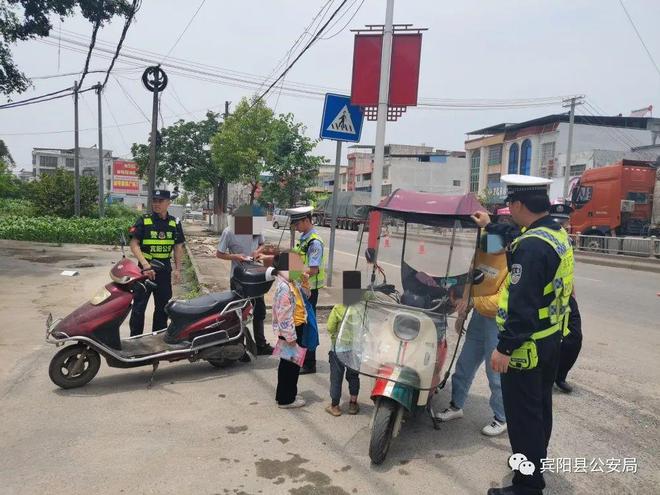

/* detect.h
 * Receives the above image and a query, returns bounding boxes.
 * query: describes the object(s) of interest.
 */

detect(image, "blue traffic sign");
[319,93,364,142]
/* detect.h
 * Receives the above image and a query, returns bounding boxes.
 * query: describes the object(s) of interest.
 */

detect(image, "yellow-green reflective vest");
[141,215,177,260]
[496,225,574,341]
[293,232,326,290]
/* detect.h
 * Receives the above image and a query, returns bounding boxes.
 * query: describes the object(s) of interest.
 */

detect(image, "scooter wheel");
[206,358,234,368]
[369,397,399,465]
[49,344,101,389]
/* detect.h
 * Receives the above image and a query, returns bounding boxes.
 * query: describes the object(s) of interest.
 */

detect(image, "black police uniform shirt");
[129,212,186,266]
[486,215,562,355]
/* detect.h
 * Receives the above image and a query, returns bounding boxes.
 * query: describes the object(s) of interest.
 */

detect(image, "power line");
[617,0,660,79]
[0,87,73,109]
[320,0,365,40]
[103,91,130,151]
[101,0,142,89]
[113,76,150,120]
[78,16,102,87]
[160,0,207,64]
[253,0,351,105]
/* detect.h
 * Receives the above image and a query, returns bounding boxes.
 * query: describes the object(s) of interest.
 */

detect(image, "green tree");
[29,169,97,217]
[0,0,135,96]
[261,113,325,208]
[0,139,24,198]
[131,112,221,197]
[211,97,274,204]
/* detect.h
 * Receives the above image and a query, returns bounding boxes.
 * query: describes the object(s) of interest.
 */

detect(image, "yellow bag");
[508,340,539,370]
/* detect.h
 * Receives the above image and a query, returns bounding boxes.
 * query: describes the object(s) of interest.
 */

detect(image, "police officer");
[129,189,185,336]
[473,175,574,495]
[549,204,582,393]
[288,206,326,374]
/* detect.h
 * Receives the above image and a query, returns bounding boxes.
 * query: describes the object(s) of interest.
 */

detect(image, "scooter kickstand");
[147,362,159,389]
[427,404,441,430]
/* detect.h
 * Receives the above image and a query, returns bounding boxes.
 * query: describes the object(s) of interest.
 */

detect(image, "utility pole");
[73,80,81,216]
[371,0,394,207]
[562,95,584,200]
[217,100,231,231]
[96,83,105,218]
[326,140,343,287]
[147,69,160,211]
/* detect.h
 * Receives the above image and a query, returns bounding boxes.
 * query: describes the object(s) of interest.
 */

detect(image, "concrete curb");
[184,243,210,294]
[574,252,660,273]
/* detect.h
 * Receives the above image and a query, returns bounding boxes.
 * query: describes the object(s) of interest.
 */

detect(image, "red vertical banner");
[389,33,422,107]
[351,35,382,107]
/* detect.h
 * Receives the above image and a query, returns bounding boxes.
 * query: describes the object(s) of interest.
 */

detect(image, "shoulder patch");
[511,264,522,285]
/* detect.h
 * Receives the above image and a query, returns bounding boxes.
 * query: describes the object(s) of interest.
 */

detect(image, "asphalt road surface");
[0,236,658,495]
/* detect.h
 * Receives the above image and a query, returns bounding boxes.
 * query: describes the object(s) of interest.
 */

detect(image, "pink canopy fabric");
[376,189,487,217]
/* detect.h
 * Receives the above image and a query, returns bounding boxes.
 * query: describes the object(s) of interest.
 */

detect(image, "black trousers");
[230,279,268,348]
[276,325,304,405]
[557,296,582,382]
[302,289,319,369]
[501,334,561,491]
[129,265,172,336]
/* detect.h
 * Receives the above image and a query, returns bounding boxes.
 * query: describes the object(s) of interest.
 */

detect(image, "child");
[272,252,308,409]
[325,303,360,416]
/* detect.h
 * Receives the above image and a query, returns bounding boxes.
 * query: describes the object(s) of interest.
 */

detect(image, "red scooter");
[46,249,275,389]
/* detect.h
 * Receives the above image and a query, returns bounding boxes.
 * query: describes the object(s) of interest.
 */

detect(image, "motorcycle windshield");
[335,296,448,390]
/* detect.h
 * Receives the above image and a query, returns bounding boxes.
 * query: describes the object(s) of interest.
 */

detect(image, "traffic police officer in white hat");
[473,175,575,495]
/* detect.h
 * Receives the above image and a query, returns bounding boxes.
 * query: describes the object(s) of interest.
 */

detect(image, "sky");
[2,0,660,171]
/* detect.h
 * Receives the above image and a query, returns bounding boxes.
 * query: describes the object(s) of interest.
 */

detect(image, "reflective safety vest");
[141,214,178,260]
[496,225,574,341]
[293,231,326,290]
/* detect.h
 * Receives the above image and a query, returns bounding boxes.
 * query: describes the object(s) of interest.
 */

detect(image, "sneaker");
[347,401,360,415]
[325,404,342,416]
[257,343,274,356]
[481,418,507,436]
[435,406,464,421]
[278,398,306,409]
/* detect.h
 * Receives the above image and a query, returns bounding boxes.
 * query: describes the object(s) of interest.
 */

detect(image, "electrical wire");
[113,76,150,121]
[160,0,207,64]
[617,0,660,79]
[253,0,351,105]
[78,15,102,87]
[168,81,191,114]
[102,91,130,151]
[101,0,142,89]
[0,87,73,109]
[320,0,365,40]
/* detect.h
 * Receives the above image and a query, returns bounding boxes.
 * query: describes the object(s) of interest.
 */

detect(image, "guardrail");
[571,234,660,259]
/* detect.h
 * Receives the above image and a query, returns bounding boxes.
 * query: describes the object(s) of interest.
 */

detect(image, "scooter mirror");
[365,247,376,263]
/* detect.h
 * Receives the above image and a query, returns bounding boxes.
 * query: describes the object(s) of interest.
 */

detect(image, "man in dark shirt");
[477,175,574,495]
[129,190,185,336]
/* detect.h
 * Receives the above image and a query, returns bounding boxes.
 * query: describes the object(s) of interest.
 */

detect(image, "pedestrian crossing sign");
[320,93,364,142]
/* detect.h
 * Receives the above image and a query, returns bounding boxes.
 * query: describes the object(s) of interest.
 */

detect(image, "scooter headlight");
[393,314,421,341]
[90,287,112,305]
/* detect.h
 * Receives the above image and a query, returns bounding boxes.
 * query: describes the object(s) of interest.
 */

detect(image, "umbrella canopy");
[374,189,486,223]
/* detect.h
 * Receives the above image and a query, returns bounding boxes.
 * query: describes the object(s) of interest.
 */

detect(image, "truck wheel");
[273,221,279,229]
[49,344,101,389]
[581,233,604,252]
[369,398,400,465]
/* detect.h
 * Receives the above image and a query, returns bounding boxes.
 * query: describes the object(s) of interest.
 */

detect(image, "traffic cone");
[384,234,390,248]
[418,240,426,255]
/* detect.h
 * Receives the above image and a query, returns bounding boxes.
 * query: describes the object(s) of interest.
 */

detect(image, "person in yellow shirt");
[435,233,508,436]
[325,303,360,417]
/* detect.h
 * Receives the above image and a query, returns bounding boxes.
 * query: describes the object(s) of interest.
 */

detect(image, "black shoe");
[299,366,316,375]
[257,343,274,356]
[487,486,542,495]
[555,380,573,393]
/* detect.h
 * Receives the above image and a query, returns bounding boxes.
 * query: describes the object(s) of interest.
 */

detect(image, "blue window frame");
[520,139,532,176]
[508,143,519,174]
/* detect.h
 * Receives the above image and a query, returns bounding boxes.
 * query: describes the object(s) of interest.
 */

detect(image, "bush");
[29,169,98,218]
[0,216,133,244]
[0,198,37,217]
[102,203,140,220]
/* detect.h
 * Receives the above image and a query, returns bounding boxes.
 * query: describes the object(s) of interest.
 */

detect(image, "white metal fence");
[571,234,660,259]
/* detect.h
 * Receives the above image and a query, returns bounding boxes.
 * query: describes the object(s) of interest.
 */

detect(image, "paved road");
[0,237,658,494]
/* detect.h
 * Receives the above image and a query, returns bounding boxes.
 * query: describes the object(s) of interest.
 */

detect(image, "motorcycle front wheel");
[369,397,400,465]
[49,344,101,389]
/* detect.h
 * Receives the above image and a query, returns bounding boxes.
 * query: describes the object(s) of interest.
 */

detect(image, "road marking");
[334,249,400,268]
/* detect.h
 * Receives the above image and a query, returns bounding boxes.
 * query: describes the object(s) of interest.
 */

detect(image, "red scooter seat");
[166,292,238,320]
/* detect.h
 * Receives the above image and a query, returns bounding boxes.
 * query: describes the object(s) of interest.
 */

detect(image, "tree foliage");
[0,0,134,96]
[0,139,24,198]
[131,112,222,198]
[211,97,274,204]
[29,168,97,217]
[261,113,325,208]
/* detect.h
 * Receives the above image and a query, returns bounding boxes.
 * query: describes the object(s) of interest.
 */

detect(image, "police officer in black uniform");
[474,175,574,495]
[549,203,583,393]
[129,189,185,336]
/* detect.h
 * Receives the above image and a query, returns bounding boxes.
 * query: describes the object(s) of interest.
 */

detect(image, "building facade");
[346,144,467,196]
[32,146,115,194]
[465,115,660,202]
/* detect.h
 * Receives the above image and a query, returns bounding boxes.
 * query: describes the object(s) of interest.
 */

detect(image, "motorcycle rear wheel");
[49,344,101,389]
[369,397,399,465]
